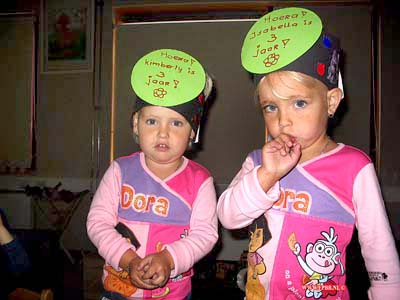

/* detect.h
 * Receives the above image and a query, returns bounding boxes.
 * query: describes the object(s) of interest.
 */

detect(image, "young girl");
[217,7,400,300]
[87,49,218,300]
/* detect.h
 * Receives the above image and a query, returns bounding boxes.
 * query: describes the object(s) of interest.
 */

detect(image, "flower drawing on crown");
[263,53,280,68]
[327,50,340,84]
[153,88,167,98]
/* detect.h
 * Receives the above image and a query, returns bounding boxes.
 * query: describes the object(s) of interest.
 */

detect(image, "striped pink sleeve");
[217,155,280,230]
[86,161,136,270]
[353,163,400,299]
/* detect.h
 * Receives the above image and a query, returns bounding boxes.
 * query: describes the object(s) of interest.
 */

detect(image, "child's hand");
[0,214,6,228]
[138,249,174,287]
[0,214,13,245]
[128,256,158,290]
[258,134,301,191]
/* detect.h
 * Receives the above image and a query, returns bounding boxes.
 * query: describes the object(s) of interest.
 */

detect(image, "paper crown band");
[133,91,207,139]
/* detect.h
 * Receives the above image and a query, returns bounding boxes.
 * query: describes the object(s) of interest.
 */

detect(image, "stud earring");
[328,113,334,118]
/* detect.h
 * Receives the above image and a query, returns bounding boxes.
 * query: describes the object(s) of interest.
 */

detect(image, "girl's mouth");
[155,143,169,151]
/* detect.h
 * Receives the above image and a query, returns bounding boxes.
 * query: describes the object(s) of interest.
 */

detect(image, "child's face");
[133,106,193,169]
[258,71,333,157]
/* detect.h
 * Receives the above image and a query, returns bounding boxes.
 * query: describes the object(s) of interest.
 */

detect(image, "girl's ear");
[132,112,139,135]
[326,87,343,116]
[186,130,196,151]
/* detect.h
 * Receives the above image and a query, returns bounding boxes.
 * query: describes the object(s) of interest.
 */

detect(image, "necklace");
[320,137,331,155]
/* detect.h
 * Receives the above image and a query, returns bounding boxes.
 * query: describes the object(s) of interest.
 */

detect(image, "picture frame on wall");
[41,0,94,74]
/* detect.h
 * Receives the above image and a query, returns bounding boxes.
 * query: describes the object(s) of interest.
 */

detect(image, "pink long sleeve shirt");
[217,144,400,300]
[87,152,218,299]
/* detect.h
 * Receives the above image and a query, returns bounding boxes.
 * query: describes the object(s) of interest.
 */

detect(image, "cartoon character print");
[104,223,138,297]
[151,229,192,298]
[150,241,171,298]
[289,227,344,299]
[102,224,173,298]
[246,216,270,300]
[104,265,137,297]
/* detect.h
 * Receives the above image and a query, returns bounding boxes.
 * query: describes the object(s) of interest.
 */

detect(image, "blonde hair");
[254,71,328,104]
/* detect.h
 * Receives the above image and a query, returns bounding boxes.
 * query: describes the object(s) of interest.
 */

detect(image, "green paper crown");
[241,7,322,74]
[131,49,206,106]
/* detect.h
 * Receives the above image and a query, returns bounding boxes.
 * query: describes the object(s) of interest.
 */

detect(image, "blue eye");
[263,104,277,113]
[171,120,184,127]
[145,118,156,125]
[294,100,307,108]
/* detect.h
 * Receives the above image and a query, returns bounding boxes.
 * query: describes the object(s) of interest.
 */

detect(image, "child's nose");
[158,123,169,137]
[278,112,291,128]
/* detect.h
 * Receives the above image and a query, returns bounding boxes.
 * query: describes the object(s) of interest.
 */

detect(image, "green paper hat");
[131,49,206,106]
[241,7,341,89]
[131,49,209,142]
